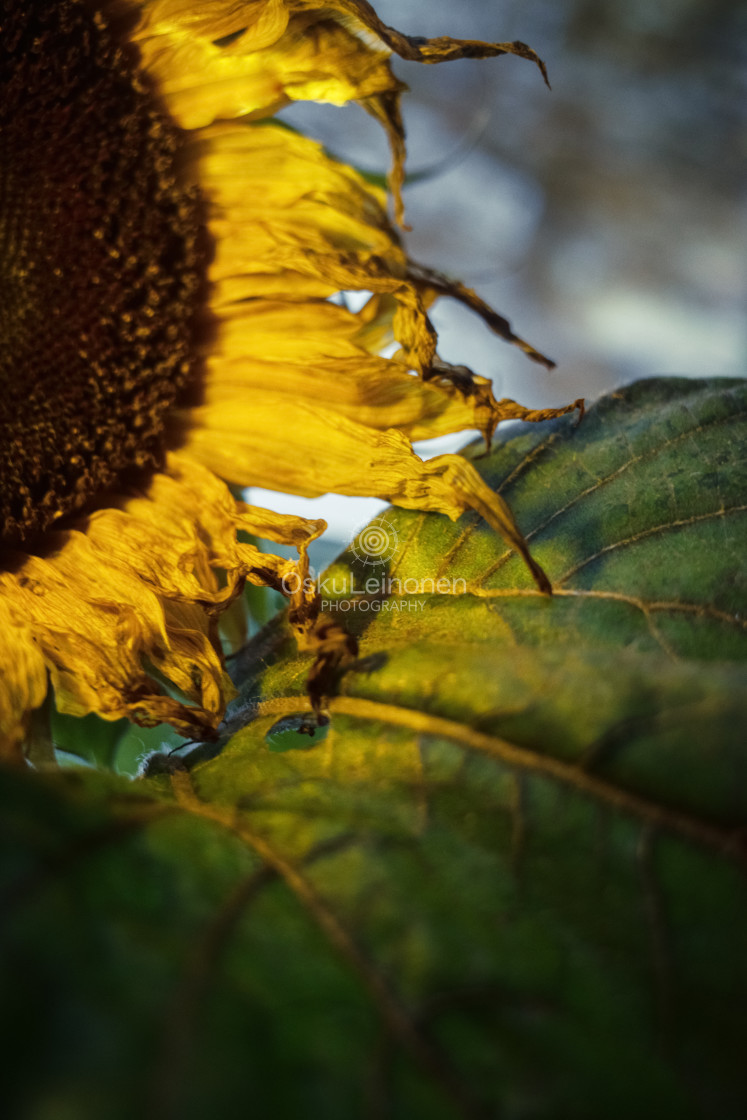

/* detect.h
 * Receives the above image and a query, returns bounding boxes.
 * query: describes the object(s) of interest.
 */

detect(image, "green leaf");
[2,378,746,1120]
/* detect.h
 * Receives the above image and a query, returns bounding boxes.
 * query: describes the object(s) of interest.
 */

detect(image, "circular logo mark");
[350,517,399,566]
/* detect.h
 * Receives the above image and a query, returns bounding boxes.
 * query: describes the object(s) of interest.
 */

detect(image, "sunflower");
[0,0,582,762]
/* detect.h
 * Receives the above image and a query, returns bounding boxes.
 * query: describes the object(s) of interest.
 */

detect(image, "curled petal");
[1,457,327,738]
[0,601,48,765]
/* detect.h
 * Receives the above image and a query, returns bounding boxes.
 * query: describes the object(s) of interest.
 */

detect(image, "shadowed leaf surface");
[1,378,746,1119]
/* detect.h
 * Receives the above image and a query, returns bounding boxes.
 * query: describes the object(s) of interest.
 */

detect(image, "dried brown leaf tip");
[303,619,360,722]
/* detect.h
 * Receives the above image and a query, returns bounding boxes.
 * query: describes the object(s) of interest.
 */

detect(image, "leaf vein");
[558,504,747,583]
[318,698,745,864]
[478,402,747,583]
[168,770,485,1119]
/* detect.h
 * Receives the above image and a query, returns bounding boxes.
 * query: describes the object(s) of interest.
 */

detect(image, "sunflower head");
[0,0,582,762]
[0,0,206,543]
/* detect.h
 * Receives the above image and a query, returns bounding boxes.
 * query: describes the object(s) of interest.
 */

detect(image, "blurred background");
[249,0,746,555]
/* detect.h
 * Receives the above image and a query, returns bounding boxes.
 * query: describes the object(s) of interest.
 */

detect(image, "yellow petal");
[136,7,398,130]
[134,0,290,52]
[183,123,402,305]
[1,455,327,737]
[133,0,549,226]
[0,600,48,764]
[177,393,550,590]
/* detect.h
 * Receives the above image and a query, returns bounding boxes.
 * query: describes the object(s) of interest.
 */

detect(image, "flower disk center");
[0,0,203,544]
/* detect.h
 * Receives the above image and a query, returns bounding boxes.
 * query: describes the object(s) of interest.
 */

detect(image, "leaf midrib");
[235,695,747,867]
